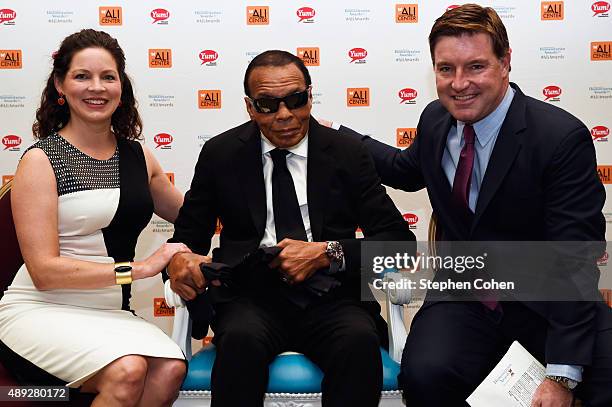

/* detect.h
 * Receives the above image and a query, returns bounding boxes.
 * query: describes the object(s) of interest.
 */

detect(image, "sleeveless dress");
[0,132,184,387]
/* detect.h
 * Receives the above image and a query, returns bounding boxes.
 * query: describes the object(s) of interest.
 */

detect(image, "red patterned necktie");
[451,124,476,213]
[451,125,498,310]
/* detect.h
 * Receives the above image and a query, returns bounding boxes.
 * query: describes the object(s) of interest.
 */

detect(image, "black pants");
[399,301,612,407]
[209,295,383,407]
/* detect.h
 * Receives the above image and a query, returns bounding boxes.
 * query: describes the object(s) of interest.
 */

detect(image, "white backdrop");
[1,1,611,336]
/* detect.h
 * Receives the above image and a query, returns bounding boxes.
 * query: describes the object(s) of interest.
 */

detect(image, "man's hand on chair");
[168,252,212,300]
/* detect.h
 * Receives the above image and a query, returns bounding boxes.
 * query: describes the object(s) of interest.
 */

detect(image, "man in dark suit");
[166,50,414,406]
[340,4,612,407]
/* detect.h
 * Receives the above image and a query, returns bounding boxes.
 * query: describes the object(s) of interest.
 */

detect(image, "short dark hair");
[429,4,510,64]
[33,29,142,140]
[243,50,312,97]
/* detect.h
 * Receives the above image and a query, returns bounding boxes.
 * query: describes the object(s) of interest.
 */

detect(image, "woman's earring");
[57,93,66,106]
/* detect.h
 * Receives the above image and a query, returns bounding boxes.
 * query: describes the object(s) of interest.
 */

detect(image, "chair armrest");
[383,272,411,363]
[164,280,192,360]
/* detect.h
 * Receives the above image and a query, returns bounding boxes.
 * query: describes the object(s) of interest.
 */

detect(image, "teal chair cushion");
[182,344,400,392]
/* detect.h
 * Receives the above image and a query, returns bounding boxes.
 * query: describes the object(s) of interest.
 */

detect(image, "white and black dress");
[0,132,184,387]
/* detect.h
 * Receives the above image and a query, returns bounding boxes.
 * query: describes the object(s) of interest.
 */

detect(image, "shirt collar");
[261,132,309,158]
[457,85,515,148]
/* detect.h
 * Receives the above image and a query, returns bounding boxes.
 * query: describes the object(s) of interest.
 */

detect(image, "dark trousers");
[209,295,383,407]
[399,301,612,407]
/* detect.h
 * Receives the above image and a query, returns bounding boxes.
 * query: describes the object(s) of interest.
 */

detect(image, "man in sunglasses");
[166,50,414,406]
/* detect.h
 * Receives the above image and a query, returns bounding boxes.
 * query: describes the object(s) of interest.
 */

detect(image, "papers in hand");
[467,341,545,407]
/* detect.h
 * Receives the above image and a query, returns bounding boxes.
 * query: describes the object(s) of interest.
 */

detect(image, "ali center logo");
[592,42,612,61]
[297,47,319,66]
[247,6,269,25]
[151,8,170,24]
[349,47,367,63]
[153,298,175,317]
[297,7,315,23]
[0,50,21,69]
[347,88,370,107]
[99,7,122,25]
[396,4,418,23]
[0,8,16,25]
[399,88,418,104]
[543,85,562,102]
[2,134,21,151]
[198,90,222,109]
[199,49,219,66]
[396,128,416,147]
[541,2,564,20]
[592,1,610,17]
[154,133,173,149]
[592,126,610,142]
[149,49,172,68]
[597,165,612,184]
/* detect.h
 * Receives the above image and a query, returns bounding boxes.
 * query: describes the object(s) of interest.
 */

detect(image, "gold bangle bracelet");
[114,262,133,285]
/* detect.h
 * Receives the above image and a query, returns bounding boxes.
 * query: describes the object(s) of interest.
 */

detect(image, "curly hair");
[32,29,142,140]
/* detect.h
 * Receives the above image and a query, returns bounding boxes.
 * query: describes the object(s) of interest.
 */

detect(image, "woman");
[0,29,188,406]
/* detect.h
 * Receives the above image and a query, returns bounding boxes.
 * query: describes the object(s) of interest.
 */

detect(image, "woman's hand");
[137,243,192,279]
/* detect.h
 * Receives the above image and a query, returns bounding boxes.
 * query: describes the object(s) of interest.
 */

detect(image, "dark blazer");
[172,116,414,336]
[344,83,610,366]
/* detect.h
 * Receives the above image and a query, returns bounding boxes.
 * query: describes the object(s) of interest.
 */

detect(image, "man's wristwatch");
[325,241,344,264]
[546,375,578,391]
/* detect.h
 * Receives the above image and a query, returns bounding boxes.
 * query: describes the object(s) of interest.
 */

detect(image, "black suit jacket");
[344,83,610,366]
[172,116,414,336]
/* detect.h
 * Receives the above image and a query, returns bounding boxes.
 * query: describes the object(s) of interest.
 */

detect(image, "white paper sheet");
[467,341,545,407]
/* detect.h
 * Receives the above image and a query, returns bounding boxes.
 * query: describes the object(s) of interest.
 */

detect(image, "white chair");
[165,275,413,407]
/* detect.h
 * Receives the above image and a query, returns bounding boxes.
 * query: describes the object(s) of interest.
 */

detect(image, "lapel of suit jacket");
[471,83,527,232]
[237,121,267,239]
[432,112,455,197]
[306,117,333,242]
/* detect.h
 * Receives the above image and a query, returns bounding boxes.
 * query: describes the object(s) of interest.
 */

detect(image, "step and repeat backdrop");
[1,1,611,336]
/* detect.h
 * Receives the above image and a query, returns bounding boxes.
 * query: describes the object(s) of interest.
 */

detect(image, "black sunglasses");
[249,87,311,114]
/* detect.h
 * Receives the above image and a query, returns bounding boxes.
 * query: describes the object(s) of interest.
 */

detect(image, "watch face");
[115,265,132,272]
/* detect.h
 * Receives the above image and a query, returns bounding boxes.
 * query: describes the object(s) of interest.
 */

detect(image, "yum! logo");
[349,48,367,63]
[0,8,16,25]
[592,126,610,141]
[199,50,218,66]
[154,133,173,149]
[151,8,170,24]
[403,213,419,229]
[297,7,315,23]
[543,85,562,102]
[399,88,418,104]
[2,135,21,151]
[592,1,610,17]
